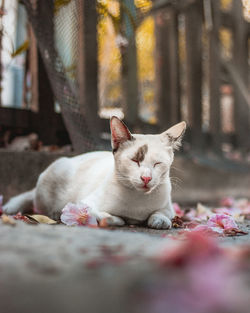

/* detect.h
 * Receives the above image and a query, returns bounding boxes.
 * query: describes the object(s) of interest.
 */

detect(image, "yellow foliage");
[98,0,156,108]
[220,0,232,11]
[220,27,232,59]
[98,1,122,105]
[135,0,152,12]
[136,16,155,81]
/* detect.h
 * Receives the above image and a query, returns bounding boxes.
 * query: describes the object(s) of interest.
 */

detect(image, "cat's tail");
[3,189,35,215]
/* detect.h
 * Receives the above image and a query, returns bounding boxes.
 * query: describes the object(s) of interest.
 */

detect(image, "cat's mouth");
[140,184,153,193]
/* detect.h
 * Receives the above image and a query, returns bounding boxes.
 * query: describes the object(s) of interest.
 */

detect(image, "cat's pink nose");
[141,176,152,185]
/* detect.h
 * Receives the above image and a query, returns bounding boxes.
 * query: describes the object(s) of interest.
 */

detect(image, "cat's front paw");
[147,213,172,229]
[96,212,125,227]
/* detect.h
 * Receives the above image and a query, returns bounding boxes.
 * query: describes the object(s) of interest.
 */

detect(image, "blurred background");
[0,0,249,158]
[0,3,250,313]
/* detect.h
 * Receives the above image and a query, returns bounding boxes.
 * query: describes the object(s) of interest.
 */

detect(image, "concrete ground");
[0,220,250,313]
[1,150,250,313]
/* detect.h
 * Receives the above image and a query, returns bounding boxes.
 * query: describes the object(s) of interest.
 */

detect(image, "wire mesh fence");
[17,0,250,156]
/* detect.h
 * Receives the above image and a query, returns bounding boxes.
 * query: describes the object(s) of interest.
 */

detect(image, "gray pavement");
[0,220,250,313]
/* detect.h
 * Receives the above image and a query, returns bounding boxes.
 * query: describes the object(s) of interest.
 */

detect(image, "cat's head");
[110,116,186,194]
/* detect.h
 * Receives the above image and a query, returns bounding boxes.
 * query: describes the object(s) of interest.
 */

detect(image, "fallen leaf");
[26,214,57,224]
[172,216,184,228]
[224,228,248,236]
[1,214,16,226]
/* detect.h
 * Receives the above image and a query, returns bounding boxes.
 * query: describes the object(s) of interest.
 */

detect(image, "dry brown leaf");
[172,216,184,228]
[25,215,57,225]
[1,214,16,226]
[224,228,248,236]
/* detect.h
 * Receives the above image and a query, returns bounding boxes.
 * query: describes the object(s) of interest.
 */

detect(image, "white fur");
[3,119,186,229]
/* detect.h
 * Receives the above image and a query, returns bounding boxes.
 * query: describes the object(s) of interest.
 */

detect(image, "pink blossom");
[188,214,241,236]
[207,213,238,230]
[191,224,224,235]
[220,197,234,207]
[0,195,3,216]
[173,203,184,217]
[240,204,250,216]
[185,203,213,222]
[235,199,250,216]
[214,207,236,215]
[61,202,97,226]
[143,231,250,313]
[213,207,244,222]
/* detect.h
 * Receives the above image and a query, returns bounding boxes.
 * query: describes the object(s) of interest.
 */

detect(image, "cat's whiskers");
[170,176,183,191]
[171,166,184,173]
[170,176,183,184]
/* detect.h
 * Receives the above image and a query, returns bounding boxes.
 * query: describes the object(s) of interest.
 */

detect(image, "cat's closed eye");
[154,162,162,167]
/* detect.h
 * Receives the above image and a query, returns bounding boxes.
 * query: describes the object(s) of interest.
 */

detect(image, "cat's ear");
[161,121,186,150]
[110,116,133,152]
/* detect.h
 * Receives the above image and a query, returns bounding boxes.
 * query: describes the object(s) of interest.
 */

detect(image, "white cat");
[3,116,186,229]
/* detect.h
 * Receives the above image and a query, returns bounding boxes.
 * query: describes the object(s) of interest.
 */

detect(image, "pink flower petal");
[0,195,3,216]
[213,207,244,222]
[173,203,185,217]
[214,207,234,215]
[192,224,223,235]
[61,202,97,226]
[207,214,238,230]
[220,197,234,207]
[185,203,212,222]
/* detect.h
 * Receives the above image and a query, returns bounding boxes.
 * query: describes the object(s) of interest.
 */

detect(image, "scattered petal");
[185,203,213,222]
[191,224,224,235]
[207,213,238,230]
[213,207,244,222]
[0,195,3,216]
[173,203,184,217]
[157,231,221,267]
[146,230,250,313]
[13,212,35,224]
[196,203,213,220]
[220,197,234,207]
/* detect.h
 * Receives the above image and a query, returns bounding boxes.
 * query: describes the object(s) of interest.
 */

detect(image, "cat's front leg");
[80,194,125,227]
[147,212,172,229]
